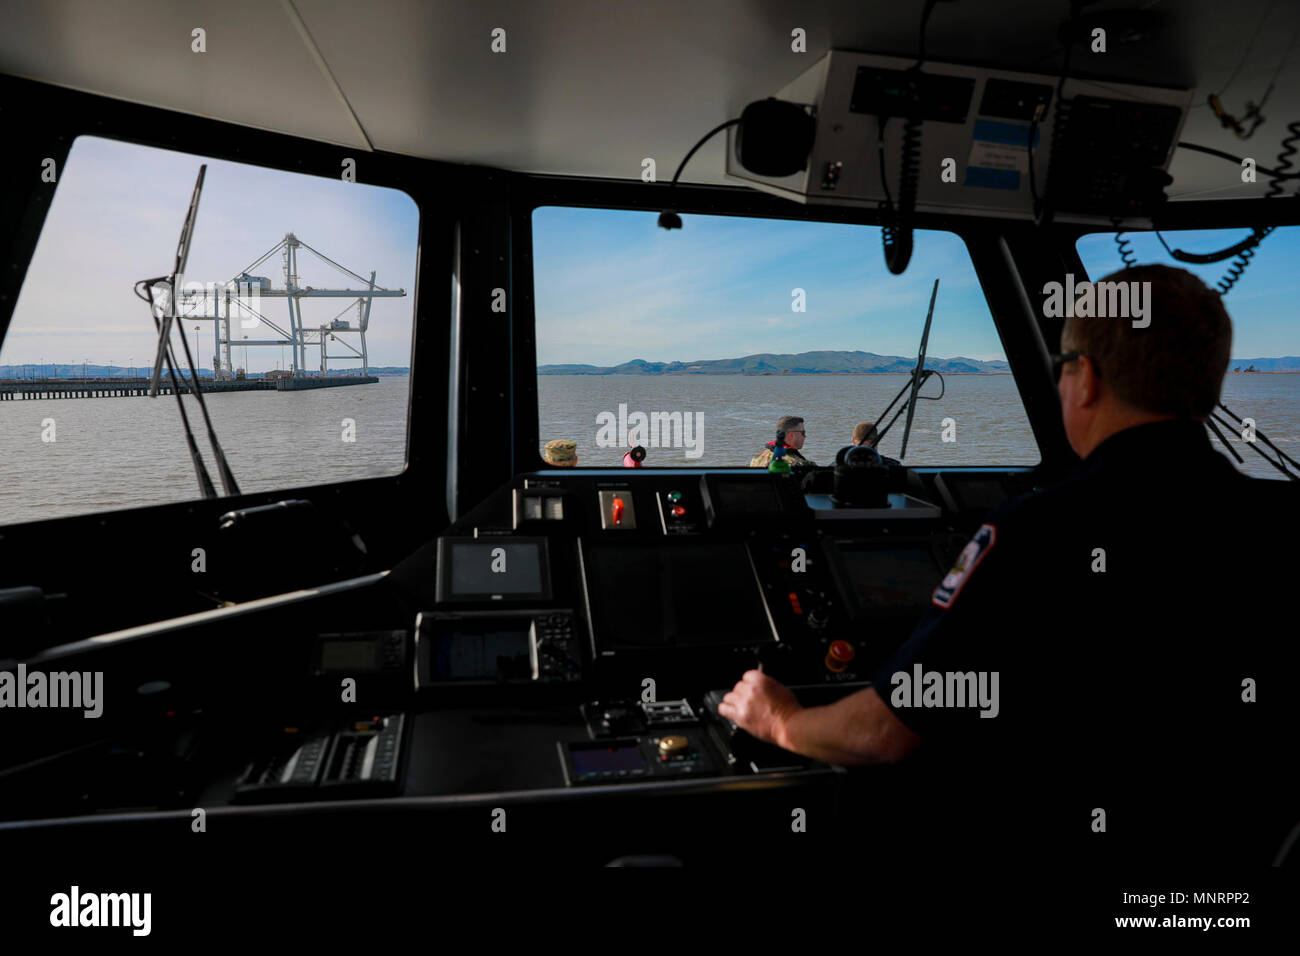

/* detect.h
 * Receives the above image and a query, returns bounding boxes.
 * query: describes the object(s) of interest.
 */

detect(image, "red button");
[825,641,855,674]
[672,505,686,517]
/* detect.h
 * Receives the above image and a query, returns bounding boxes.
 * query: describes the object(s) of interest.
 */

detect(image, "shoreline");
[539,369,1300,376]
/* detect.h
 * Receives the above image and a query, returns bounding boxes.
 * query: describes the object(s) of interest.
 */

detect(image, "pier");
[0,376,376,400]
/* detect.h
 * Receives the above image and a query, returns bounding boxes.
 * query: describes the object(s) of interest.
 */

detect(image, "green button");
[667,491,682,503]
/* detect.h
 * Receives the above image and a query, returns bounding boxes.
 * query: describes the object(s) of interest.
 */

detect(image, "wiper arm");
[1210,403,1299,480]
[899,278,939,460]
[872,278,940,461]
[135,164,241,498]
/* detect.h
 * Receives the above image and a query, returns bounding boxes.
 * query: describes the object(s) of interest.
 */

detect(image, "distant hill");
[538,350,1012,375]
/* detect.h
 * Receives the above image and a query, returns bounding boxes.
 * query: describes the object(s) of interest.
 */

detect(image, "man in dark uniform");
[720,265,1298,864]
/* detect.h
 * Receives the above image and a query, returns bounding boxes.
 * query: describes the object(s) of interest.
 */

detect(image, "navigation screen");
[320,641,377,671]
[439,538,550,601]
[569,743,647,776]
[714,479,781,514]
[836,546,942,612]
[433,627,532,680]
[584,542,774,647]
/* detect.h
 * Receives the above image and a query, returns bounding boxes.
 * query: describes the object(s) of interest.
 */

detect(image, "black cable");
[1263,120,1300,199]
[1155,227,1272,265]
[1026,114,1041,210]
[882,103,921,275]
[1210,13,1300,139]
[1215,228,1273,295]
[1032,15,1077,226]
[1213,118,1298,293]
[666,119,740,188]
[880,0,946,276]
[1175,141,1300,180]
[657,118,740,229]
[1214,0,1279,99]
[1155,128,1300,293]
[1111,217,1137,269]
[877,117,893,207]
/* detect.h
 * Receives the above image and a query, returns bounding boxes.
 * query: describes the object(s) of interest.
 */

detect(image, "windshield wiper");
[872,278,943,461]
[132,164,240,498]
[1208,402,1299,480]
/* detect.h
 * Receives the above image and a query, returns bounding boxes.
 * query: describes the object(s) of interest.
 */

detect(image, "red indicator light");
[825,641,855,674]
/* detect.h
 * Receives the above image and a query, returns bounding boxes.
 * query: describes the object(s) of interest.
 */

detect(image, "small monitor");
[699,474,797,528]
[431,622,533,681]
[436,537,552,603]
[582,542,775,648]
[826,539,945,618]
[569,742,647,777]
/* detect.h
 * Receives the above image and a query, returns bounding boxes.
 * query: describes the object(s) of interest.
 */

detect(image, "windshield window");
[0,136,418,525]
[532,206,1037,468]
[1077,227,1300,480]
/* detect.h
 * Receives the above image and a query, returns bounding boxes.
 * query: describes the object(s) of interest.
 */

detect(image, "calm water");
[0,376,411,526]
[539,373,1300,478]
[2,373,1296,526]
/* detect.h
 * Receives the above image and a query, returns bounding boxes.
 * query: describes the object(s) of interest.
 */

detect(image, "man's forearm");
[776,689,910,766]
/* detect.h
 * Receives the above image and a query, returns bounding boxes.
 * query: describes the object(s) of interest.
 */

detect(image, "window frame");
[512,176,1067,473]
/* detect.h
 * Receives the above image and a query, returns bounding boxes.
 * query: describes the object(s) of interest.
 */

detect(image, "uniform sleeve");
[870,502,1032,742]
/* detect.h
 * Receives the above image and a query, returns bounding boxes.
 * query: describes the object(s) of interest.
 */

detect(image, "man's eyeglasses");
[1050,351,1099,380]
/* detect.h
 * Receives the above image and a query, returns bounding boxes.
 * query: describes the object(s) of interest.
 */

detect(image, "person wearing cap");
[719,265,1298,866]
[543,439,577,467]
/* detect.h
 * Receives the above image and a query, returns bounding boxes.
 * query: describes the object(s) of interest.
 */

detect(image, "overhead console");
[726,50,1191,225]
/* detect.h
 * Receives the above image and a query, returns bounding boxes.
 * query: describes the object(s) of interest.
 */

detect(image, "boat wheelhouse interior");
[1,0,1298,920]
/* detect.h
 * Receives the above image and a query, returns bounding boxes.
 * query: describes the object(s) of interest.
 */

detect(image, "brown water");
[2,372,1295,527]
[539,373,1300,478]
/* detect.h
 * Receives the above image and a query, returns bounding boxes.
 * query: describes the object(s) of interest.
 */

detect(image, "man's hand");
[717,670,801,748]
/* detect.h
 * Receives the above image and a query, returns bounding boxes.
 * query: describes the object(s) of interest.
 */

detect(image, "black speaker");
[734,98,815,177]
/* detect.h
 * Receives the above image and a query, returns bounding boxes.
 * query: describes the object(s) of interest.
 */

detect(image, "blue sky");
[532,207,1300,366]
[1077,227,1300,358]
[532,207,1008,366]
[1,136,419,372]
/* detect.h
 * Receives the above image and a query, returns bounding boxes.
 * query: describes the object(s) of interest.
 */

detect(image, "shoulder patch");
[932,523,997,609]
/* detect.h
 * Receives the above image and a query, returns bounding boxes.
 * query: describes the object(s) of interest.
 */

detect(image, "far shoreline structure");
[535,350,1298,376]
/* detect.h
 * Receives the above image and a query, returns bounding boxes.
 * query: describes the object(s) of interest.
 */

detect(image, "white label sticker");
[967,141,1028,173]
